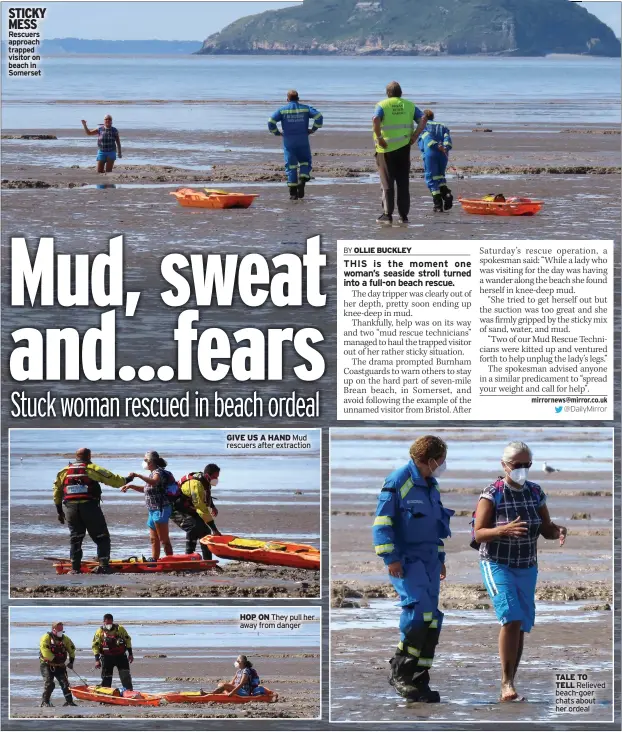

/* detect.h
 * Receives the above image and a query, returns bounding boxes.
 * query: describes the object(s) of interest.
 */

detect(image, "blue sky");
[1,1,620,40]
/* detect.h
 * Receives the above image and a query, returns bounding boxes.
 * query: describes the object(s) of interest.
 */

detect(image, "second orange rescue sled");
[52,553,218,574]
[170,188,258,209]
[201,534,320,570]
[163,688,278,704]
[459,196,543,216]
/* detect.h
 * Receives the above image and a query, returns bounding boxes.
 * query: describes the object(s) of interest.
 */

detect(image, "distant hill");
[198,0,621,56]
[11,38,203,55]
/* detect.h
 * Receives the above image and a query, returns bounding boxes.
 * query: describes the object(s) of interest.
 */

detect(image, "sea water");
[2,54,620,130]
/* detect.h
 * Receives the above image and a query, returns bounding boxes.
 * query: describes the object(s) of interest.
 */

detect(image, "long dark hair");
[238,655,253,668]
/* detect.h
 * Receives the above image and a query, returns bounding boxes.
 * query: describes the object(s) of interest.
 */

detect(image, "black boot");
[92,558,112,575]
[407,669,441,703]
[63,694,78,707]
[186,539,197,555]
[433,194,444,213]
[388,656,419,698]
[297,181,306,199]
[440,185,453,211]
[40,694,53,707]
[289,185,298,201]
[200,544,213,561]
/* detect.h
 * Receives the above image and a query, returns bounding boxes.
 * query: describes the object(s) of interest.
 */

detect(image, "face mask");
[430,460,447,478]
[234,661,240,668]
[509,467,529,485]
[104,624,113,631]
[54,630,64,638]
[210,478,219,487]
[142,461,149,470]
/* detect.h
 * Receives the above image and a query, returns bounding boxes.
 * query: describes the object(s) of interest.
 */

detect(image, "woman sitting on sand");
[211,655,266,697]
[473,440,567,702]
[81,114,122,173]
[121,450,176,560]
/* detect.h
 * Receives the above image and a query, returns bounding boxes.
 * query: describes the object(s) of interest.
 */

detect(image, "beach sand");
[330,434,614,723]
[10,645,320,719]
[1,127,620,247]
[10,501,320,599]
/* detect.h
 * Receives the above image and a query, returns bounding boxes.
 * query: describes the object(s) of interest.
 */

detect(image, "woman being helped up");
[473,441,567,703]
[122,450,177,560]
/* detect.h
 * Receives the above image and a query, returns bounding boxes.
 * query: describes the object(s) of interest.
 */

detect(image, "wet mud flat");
[1,126,620,180]
[10,647,320,719]
[10,501,320,598]
[330,612,612,722]
[330,458,613,722]
[331,467,613,589]
[2,169,620,245]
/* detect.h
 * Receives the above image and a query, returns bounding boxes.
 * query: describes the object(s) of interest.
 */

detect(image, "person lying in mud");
[372,435,454,703]
[473,440,567,702]
[211,655,267,697]
[81,114,122,173]
[121,451,177,560]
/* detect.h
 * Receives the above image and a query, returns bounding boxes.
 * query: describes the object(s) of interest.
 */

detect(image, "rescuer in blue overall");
[268,90,323,201]
[372,435,454,703]
[417,109,453,213]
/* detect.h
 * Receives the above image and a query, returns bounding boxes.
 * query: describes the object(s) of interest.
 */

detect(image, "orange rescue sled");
[163,688,278,704]
[52,553,218,574]
[459,197,543,216]
[170,188,258,209]
[201,534,320,570]
[70,685,163,707]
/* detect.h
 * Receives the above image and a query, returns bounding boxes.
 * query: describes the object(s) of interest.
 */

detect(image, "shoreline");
[2,127,620,190]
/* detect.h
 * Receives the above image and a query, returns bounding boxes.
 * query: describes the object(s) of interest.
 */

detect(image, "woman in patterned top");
[121,450,174,560]
[473,441,567,703]
[210,655,266,697]
[81,114,122,173]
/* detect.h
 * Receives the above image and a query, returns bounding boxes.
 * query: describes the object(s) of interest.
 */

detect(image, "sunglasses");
[507,462,532,469]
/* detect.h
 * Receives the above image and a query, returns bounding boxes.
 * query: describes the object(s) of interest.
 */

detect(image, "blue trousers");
[423,150,448,195]
[389,551,444,670]
[284,140,312,186]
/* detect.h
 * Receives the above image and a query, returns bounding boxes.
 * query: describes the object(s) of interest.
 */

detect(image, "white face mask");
[210,478,219,487]
[509,467,529,486]
[142,461,149,470]
[430,460,447,478]
[104,624,113,631]
[54,630,64,638]
[234,661,240,668]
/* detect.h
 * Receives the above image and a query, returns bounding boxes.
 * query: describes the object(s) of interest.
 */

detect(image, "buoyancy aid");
[43,632,68,664]
[178,472,212,510]
[62,462,101,502]
[100,625,127,656]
